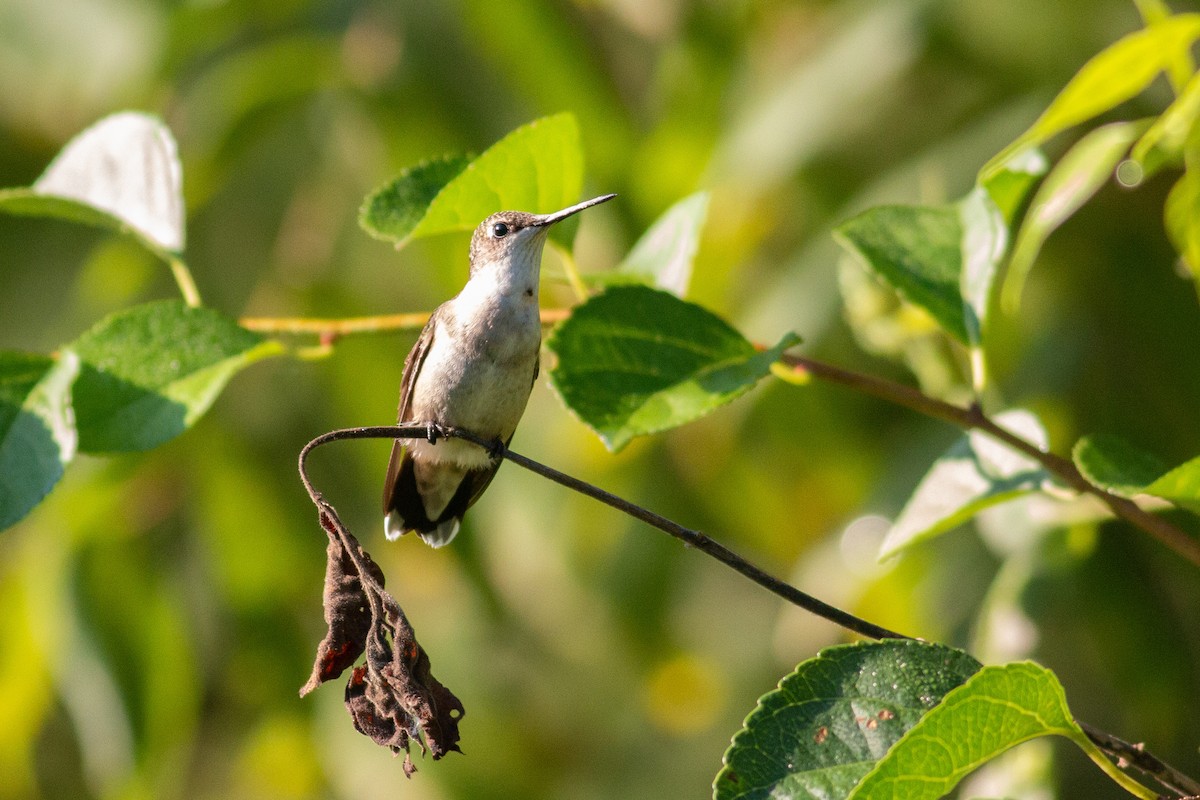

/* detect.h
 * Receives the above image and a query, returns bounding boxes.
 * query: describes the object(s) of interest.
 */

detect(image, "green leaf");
[615,191,709,297]
[984,14,1200,177]
[0,112,184,253]
[1165,170,1200,281]
[980,147,1048,224]
[359,154,472,244]
[547,286,798,452]
[880,410,1049,559]
[834,189,1007,349]
[835,205,968,342]
[0,352,79,530]
[67,301,281,453]
[1002,121,1147,313]
[1073,434,1200,513]
[714,640,981,800]
[1131,72,1200,179]
[358,114,585,248]
[847,663,1095,800]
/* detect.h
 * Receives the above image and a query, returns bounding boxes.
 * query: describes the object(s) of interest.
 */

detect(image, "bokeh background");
[2,1,1200,798]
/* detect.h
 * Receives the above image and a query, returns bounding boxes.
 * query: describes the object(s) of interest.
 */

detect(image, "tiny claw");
[487,437,506,461]
[425,422,444,444]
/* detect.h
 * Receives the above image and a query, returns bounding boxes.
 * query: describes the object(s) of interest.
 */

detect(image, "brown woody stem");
[782,354,1200,568]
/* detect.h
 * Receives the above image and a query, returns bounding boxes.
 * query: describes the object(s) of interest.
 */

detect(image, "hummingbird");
[383,193,616,547]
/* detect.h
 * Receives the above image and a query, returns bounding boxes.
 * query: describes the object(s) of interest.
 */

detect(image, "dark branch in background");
[782,354,1200,568]
[300,424,1199,797]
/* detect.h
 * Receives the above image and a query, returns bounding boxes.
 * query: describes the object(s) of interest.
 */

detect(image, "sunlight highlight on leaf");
[360,114,585,249]
[1,112,186,253]
[714,641,981,800]
[1073,434,1200,514]
[983,13,1200,178]
[847,663,1127,800]
[0,352,79,530]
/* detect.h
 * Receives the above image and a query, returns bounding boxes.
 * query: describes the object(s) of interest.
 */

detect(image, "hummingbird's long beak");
[532,193,617,227]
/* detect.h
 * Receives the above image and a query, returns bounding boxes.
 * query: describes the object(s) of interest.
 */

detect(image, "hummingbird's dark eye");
[491,222,510,238]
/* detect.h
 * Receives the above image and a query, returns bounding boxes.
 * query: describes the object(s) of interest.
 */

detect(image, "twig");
[782,354,1200,568]
[244,312,431,337]
[240,308,572,337]
[1078,721,1200,799]
[166,254,202,308]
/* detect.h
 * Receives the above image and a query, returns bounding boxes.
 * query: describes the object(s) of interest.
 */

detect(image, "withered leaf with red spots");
[301,503,464,775]
[300,511,385,696]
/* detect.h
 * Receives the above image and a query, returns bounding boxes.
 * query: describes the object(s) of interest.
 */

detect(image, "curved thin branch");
[782,354,1200,568]
[298,425,906,642]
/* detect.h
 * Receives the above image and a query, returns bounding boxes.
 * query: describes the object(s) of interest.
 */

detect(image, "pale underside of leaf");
[880,409,1049,559]
[616,190,710,296]
[30,111,184,252]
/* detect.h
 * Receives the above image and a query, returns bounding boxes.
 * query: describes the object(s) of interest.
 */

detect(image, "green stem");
[548,241,589,302]
[1071,729,1158,800]
[166,254,203,307]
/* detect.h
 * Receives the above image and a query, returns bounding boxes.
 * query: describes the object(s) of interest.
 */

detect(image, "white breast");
[405,268,541,469]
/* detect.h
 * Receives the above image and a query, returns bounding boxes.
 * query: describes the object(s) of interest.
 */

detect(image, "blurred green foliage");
[2,1,1199,799]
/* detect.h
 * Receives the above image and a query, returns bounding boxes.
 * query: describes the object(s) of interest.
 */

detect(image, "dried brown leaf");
[301,504,464,774]
[300,511,385,696]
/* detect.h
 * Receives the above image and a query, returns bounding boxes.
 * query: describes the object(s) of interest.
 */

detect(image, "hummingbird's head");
[468,193,616,277]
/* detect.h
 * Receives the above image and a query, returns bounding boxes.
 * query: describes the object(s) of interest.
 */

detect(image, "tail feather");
[382,439,502,547]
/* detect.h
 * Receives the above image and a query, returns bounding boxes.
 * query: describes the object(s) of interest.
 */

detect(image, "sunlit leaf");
[0,352,79,530]
[67,301,282,453]
[0,112,185,253]
[1130,72,1200,179]
[359,155,472,244]
[714,640,981,800]
[848,663,1090,800]
[360,114,585,249]
[1073,434,1200,513]
[1003,121,1147,313]
[614,191,709,297]
[880,410,1049,559]
[984,14,1200,177]
[547,286,798,452]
